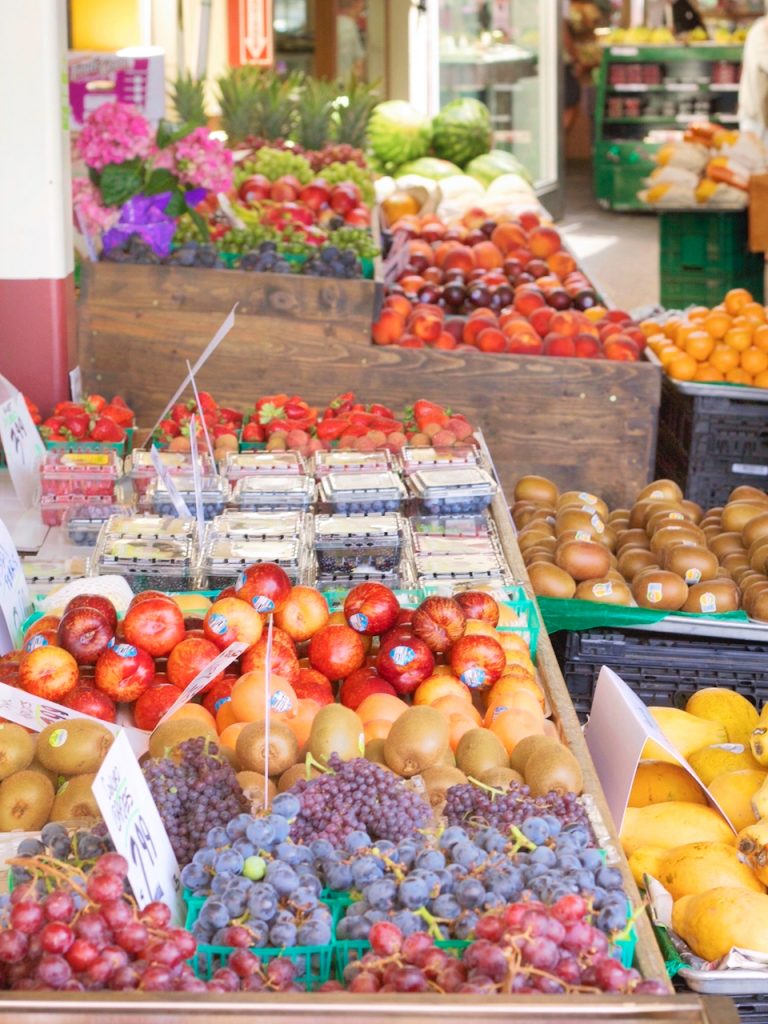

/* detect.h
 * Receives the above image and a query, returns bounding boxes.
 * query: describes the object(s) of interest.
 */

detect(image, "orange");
[668,353,698,381]
[431,664,458,677]
[218,722,247,750]
[753,324,768,352]
[710,343,741,372]
[584,305,608,322]
[684,331,715,362]
[497,604,529,630]
[286,699,321,747]
[484,689,545,726]
[741,346,768,376]
[357,693,408,724]
[497,632,534,663]
[413,674,472,706]
[663,317,681,341]
[754,369,768,388]
[724,326,752,352]
[687,306,709,322]
[693,364,724,383]
[657,344,680,368]
[742,302,766,325]
[702,311,732,339]
[674,324,698,349]
[646,333,668,351]
[724,288,753,316]
[726,367,753,385]
[363,717,391,743]
[463,620,499,638]
[489,708,546,755]
[640,320,661,338]
[431,695,482,723]
[166,703,217,730]
[215,701,239,732]
[230,671,298,723]
[448,714,478,752]
[489,674,546,709]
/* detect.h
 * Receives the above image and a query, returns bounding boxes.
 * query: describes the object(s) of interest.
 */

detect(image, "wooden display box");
[78,263,662,508]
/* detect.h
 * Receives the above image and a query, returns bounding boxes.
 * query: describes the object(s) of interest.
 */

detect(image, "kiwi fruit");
[364,738,388,765]
[437,746,456,767]
[0,769,54,830]
[632,569,688,611]
[237,771,277,808]
[617,547,659,582]
[276,763,325,793]
[50,773,99,822]
[148,719,217,759]
[309,705,364,765]
[743,511,768,548]
[722,501,768,534]
[528,563,576,599]
[514,475,559,505]
[27,758,59,787]
[574,577,633,606]
[384,707,449,778]
[525,746,583,797]
[509,734,562,776]
[0,723,35,780]
[419,765,467,812]
[36,720,113,776]
[555,540,611,582]
[455,728,508,777]
[236,721,298,776]
[477,766,525,789]
[638,479,684,503]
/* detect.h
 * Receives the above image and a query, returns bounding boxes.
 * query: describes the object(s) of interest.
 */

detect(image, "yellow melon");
[642,708,727,764]
[688,744,762,785]
[652,841,764,899]
[620,801,735,857]
[685,688,759,746]
[672,887,768,961]
[708,769,766,831]
[628,761,707,808]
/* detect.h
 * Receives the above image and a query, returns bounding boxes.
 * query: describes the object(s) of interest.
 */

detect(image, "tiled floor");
[557,161,660,314]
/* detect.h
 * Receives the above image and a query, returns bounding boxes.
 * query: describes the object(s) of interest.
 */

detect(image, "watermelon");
[465,150,533,187]
[396,157,463,180]
[368,101,432,169]
[431,98,492,167]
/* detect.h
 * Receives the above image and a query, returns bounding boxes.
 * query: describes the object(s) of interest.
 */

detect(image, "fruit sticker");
[48,728,68,748]
[646,582,663,605]
[251,596,275,613]
[461,667,487,688]
[208,614,228,636]
[699,592,717,614]
[390,645,416,667]
[578,492,598,504]
[592,582,613,598]
[358,732,365,755]
[24,634,48,652]
[270,690,293,714]
[213,695,232,713]
[112,644,138,658]
[491,705,508,720]
[575,531,591,542]
[348,613,369,633]
[685,568,702,584]
[590,514,605,534]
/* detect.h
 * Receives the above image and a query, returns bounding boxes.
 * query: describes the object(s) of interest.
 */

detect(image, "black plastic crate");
[655,376,768,508]
[553,627,768,722]
[734,996,768,1024]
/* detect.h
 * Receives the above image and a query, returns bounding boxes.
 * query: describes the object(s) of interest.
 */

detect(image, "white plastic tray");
[680,968,768,995]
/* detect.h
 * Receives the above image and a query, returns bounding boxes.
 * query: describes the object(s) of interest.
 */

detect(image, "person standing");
[739,4,768,143]
[336,0,366,79]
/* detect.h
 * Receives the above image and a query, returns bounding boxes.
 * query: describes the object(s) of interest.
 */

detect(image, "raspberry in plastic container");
[39,450,121,499]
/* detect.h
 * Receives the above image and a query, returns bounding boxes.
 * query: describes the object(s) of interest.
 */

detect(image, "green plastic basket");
[334,937,469,980]
[183,888,206,927]
[193,941,333,989]
[42,426,135,458]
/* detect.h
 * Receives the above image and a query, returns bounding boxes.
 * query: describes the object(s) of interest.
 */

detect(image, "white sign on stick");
[158,641,247,725]
[0,381,45,509]
[0,518,32,653]
[583,666,737,832]
[150,445,192,519]
[92,730,183,923]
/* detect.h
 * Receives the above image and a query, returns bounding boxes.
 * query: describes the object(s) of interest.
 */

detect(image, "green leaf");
[156,119,196,148]
[144,168,178,197]
[164,188,188,218]
[188,207,210,242]
[99,159,144,207]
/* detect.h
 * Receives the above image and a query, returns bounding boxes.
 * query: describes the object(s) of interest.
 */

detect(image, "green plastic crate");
[42,426,135,459]
[193,941,333,989]
[660,267,765,310]
[660,211,763,275]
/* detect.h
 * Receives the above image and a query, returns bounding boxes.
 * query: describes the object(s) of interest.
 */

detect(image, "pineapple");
[296,77,336,151]
[333,74,380,150]
[170,71,207,127]
[255,70,302,142]
[217,65,265,143]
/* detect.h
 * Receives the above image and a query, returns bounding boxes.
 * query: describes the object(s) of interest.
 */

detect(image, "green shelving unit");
[594,44,743,211]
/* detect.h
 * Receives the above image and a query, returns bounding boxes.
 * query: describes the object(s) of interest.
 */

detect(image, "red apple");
[449,634,505,690]
[270,179,300,202]
[308,624,367,681]
[274,586,330,642]
[128,590,176,609]
[339,667,396,710]
[202,675,237,716]
[94,643,155,702]
[62,685,116,723]
[330,182,361,216]
[294,667,334,706]
[411,596,467,653]
[454,591,500,626]
[345,206,371,227]
[203,596,264,649]
[240,631,300,687]
[123,598,185,658]
[23,630,57,653]
[166,637,223,692]
[56,607,114,666]
[238,174,271,205]
[19,645,79,702]
[64,595,118,634]
[299,179,330,211]
[235,562,292,614]
[133,684,180,731]
[376,634,435,695]
[23,615,60,644]
[344,583,400,636]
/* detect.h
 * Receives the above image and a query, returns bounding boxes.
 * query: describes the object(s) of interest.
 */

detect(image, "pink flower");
[75,102,156,171]
[72,177,120,238]
[170,127,234,194]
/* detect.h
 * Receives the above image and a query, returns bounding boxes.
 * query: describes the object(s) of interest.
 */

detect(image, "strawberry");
[101,403,134,427]
[158,417,180,438]
[85,394,106,413]
[63,413,90,439]
[197,391,218,414]
[53,401,86,418]
[213,424,238,439]
[242,422,265,442]
[89,417,126,442]
[171,401,195,424]
[218,407,243,426]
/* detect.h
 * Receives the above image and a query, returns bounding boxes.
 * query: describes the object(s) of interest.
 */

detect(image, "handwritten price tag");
[0,390,45,509]
[158,641,247,725]
[69,366,83,403]
[0,518,31,653]
[150,445,192,518]
[92,731,183,922]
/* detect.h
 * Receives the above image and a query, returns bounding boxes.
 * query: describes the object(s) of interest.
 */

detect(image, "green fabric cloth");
[537,596,750,634]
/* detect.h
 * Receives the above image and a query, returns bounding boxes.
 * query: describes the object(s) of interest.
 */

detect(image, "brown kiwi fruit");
[720,551,751,578]
[476,766,525,789]
[722,501,768,534]
[749,538,768,574]
[616,529,652,553]
[455,728,508,777]
[617,547,659,582]
[511,501,538,529]
[384,707,449,778]
[508,734,562,776]
[747,588,768,622]
[709,533,746,560]
[419,766,467,812]
[514,475,559,505]
[36,720,114,776]
[149,719,217,759]
[50,773,99,821]
[649,524,705,556]
[632,569,688,611]
[524,548,556,567]
[527,563,576,599]
[364,738,388,765]
[574,577,633,605]
[637,479,684,503]
[525,746,584,797]
[555,540,611,581]
[276,765,321,794]
[743,511,768,549]
[729,486,768,504]
[662,545,719,583]
[680,499,704,523]
[607,508,631,525]
[0,770,54,830]
[309,705,364,765]
[682,579,740,615]
[236,721,299,776]
[0,723,35,781]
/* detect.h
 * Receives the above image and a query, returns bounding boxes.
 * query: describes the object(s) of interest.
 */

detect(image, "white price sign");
[150,444,192,518]
[69,366,83,403]
[158,641,247,725]
[93,730,183,922]
[0,518,32,653]
[187,415,205,548]
[0,388,45,509]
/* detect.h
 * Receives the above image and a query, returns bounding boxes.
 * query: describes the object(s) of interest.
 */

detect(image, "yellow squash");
[642,708,727,764]
[672,887,768,961]
[685,688,759,746]
[737,817,768,885]
[688,744,762,785]
[628,761,707,808]
[632,841,764,899]
[620,801,735,857]
[708,769,766,831]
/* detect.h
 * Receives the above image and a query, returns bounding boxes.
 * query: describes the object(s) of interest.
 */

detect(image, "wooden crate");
[78,263,661,508]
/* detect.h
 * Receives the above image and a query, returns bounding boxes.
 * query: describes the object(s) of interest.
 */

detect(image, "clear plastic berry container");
[407,467,498,516]
[414,551,511,584]
[201,537,305,589]
[127,450,215,497]
[145,477,230,521]
[22,557,90,594]
[230,475,315,511]
[410,513,493,538]
[100,513,198,540]
[94,536,197,591]
[38,494,117,528]
[312,449,395,479]
[63,502,132,546]
[314,513,403,576]
[39,450,121,499]
[207,510,309,541]
[221,450,307,480]
[316,550,416,591]
[318,471,406,514]
[400,445,479,476]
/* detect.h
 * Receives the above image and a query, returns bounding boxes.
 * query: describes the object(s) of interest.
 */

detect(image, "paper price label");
[69,366,83,403]
[0,518,31,653]
[0,389,45,509]
[188,416,205,548]
[93,731,183,922]
[150,445,192,518]
[383,230,411,286]
[158,641,247,724]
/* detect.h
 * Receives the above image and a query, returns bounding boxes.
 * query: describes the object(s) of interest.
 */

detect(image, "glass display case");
[430,0,563,215]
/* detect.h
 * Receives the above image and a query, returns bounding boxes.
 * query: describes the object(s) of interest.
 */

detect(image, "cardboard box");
[68,49,165,130]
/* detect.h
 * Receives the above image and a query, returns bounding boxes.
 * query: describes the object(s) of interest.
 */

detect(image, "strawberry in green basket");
[90,417,126,443]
